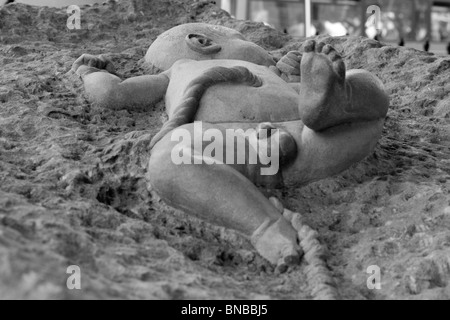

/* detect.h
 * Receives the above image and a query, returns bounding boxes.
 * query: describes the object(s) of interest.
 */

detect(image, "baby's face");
[145,23,276,71]
[216,37,276,67]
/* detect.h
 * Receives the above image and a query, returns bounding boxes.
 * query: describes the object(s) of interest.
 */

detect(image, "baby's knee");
[147,138,178,187]
[147,128,194,183]
[347,69,389,119]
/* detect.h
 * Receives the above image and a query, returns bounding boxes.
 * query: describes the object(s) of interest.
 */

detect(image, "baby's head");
[145,23,275,72]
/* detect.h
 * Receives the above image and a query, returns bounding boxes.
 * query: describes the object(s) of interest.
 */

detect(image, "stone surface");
[0,0,449,300]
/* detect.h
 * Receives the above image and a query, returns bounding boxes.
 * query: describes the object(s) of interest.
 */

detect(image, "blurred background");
[218,0,450,55]
[0,0,103,6]
[1,0,449,54]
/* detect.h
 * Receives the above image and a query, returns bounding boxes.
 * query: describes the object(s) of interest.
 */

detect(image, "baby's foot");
[251,217,301,273]
[299,40,349,131]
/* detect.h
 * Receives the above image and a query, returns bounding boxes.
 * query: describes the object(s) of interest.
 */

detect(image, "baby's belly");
[195,84,300,123]
[167,58,300,123]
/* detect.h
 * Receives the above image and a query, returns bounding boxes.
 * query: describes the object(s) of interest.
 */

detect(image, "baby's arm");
[72,54,169,111]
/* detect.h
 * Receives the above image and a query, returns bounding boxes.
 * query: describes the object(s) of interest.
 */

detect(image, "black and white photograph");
[0,0,449,303]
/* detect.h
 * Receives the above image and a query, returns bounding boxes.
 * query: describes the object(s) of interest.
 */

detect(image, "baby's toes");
[316,42,326,53]
[303,39,316,52]
[323,45,341,62]
[319,44,346,78]
[333,58,346,79]
[276,244,302,274]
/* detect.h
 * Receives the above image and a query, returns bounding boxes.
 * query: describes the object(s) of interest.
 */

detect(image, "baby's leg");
[283,119,385,186]
[282,40,389,186]
[299,40,389,131]
[147,123,301,269]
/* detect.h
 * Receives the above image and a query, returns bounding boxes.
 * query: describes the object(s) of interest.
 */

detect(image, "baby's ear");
[185,34,222,55]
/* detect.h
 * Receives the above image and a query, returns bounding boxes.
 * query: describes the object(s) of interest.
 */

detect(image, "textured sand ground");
[0,0,449,300]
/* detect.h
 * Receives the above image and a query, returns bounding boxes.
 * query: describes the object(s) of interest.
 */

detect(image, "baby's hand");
[71,54,116,77]
[276,51,301,83]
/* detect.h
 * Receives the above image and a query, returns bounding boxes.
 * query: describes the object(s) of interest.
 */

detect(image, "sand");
[0,0,449,300]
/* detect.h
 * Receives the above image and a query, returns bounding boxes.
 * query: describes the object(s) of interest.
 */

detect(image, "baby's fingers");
[285,51,302,63]
[277,60,300,76]
[98,55,116,73]
[278,51,301,71]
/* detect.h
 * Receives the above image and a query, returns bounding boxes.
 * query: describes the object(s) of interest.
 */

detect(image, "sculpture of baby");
[72,23,389,270]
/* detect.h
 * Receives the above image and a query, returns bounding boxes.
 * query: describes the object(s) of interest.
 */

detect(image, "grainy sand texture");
[0,0,449,300]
